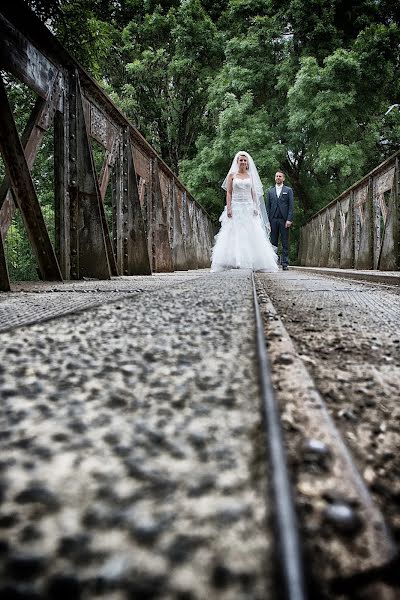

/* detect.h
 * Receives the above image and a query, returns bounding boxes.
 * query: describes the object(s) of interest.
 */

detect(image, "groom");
[266,170,294,270]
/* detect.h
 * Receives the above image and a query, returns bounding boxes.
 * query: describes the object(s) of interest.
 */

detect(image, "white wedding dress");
[211,176,279,272]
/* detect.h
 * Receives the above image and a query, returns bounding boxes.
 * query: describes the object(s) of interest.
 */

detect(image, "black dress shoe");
[282,265,288,270]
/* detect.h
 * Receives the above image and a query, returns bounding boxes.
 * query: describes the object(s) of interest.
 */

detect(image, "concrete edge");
[291,266,400,286]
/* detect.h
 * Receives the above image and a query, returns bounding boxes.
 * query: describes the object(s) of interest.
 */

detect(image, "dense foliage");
[180,0,400,225]
[3,0,400,276]
[25,0,400,216]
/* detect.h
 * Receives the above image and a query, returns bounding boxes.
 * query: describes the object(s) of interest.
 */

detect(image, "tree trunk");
[285,161,312,214]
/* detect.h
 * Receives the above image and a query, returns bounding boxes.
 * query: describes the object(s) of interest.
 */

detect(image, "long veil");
[221,151,271,236]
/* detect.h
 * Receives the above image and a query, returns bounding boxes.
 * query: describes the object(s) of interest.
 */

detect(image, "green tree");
[25,0,118,79]
[181,0,400,220]
[180,8,293,213]
[117,0,223,172]
[287,22,400,210]
[17,0,400,263]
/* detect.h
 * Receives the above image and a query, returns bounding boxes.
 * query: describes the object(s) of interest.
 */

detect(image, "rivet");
[323,503,363,536]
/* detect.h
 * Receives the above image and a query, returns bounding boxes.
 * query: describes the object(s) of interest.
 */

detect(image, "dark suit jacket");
[266,185,294,222]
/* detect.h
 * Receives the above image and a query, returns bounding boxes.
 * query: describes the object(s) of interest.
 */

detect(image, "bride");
[210,151,279,273]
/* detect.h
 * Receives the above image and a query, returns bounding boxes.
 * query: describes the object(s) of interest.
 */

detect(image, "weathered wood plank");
[0,74,62,281]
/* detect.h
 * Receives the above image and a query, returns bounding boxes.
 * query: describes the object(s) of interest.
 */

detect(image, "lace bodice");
[232,176,253,203]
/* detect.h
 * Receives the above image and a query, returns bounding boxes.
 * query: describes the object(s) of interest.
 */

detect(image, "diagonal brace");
[0,74,62,281]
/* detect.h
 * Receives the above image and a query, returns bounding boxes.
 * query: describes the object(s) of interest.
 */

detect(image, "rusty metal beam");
[151,159,173,272]
[307,149,400,221]
[0,228,11,291]
[99,201,118,276]
[1,1,213,221]
[396,157,400,270]
[123,138,152,275]
[111,148,121,270]
[302,160,399,271]
[182,193,198,270]
[68,71,79,280]
[99,136,119,202]
[0,95,45,210]
[0,74,62,281]
[0,1,215,285]
[172,184,188,271]
[0,13,58,100]
[69,72,114,279]
[0,74,63,238]
[54,107,69,277]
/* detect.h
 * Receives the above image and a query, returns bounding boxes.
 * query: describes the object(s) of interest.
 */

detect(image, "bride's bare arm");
[251,184,258,215]
[227,174,233,217]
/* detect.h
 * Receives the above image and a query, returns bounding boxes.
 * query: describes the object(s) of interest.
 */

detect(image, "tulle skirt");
[210,200,279,273]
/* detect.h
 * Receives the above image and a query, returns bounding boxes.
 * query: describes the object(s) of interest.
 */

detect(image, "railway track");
[252,273,307,600]
[253,272,399,599]
[0,269,398,598]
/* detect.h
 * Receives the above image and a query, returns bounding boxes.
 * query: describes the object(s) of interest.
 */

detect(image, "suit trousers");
[270,217,289,266]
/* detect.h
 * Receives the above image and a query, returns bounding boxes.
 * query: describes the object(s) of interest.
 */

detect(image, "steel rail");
[251,272,308,600]
[255,273,398,594]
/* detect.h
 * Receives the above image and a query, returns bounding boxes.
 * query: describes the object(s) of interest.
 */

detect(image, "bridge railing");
[299,152,400,271]
[0,2,214,291]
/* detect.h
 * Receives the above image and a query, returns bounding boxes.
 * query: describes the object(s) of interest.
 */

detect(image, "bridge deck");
[0,270,274,599]
[0,269,399,598]
[0,271,208,333]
